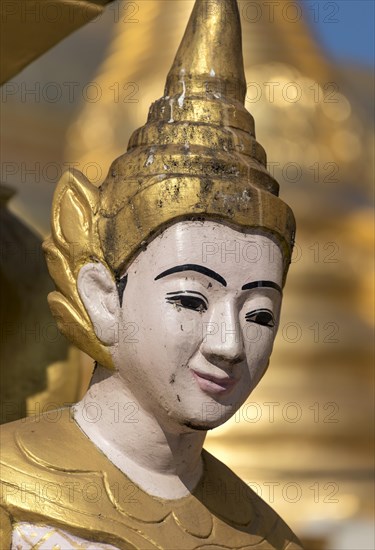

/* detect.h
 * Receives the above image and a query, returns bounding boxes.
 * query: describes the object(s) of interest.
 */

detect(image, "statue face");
[110,221,284,430]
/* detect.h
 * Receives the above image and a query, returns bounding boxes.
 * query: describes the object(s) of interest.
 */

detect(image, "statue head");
[43,0,295,428]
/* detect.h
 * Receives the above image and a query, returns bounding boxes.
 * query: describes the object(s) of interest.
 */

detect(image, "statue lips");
[191,369,238,395]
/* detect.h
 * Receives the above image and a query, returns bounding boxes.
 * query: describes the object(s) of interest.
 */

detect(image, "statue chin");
[183,421,220,432]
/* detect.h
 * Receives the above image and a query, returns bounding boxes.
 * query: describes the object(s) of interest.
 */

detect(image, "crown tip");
[165,0,246,103]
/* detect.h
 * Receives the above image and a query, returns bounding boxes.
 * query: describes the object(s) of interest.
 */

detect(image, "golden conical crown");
[99,0,295,277]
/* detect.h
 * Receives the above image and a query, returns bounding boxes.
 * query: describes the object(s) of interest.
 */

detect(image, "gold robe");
[1,409,303,549]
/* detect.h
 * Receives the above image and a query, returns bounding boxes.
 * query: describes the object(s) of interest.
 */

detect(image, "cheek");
[163,307,204,358]
[242,323,275,373]
[125,298,204,369]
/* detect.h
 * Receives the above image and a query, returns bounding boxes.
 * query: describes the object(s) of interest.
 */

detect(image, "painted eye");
[245,309,275,328]
[166,292,208,312]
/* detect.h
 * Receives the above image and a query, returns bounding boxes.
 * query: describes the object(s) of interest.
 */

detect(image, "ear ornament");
[43,169,114,369]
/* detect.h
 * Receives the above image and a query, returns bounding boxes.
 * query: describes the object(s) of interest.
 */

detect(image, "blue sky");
[301,0,374,67]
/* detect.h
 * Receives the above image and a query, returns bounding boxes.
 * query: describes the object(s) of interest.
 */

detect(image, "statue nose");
[200,302,246,367]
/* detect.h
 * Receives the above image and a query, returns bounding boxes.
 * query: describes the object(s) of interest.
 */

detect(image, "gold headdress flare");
[44,0,296,369]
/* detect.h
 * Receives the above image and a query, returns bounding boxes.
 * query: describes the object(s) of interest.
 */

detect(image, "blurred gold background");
[1,1,373,548]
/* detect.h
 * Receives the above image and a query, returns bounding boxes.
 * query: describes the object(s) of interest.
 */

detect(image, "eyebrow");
[241,280,282,294]
[155,267,282,295]
[155,264,227,286]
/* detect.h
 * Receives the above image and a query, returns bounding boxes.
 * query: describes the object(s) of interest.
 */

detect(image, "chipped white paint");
[144,147,156,167]
[145,153,154,167]
[177,68,186,109]
[168,97,175,123]
[242,189,251,201]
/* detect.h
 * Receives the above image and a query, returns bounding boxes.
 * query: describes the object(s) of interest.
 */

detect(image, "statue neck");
[72,364,206,500]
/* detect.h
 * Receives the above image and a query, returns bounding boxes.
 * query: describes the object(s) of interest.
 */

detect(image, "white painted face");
[79,221,284,430]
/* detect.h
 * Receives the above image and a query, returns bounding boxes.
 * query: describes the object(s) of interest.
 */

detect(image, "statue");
[0,1,303,548]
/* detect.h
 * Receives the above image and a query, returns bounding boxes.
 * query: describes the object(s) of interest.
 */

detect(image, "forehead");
[128,221,284,288]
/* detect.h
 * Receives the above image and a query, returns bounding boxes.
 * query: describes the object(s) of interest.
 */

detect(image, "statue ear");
[77,263,119,346]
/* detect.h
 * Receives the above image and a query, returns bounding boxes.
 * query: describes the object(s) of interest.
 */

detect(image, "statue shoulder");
[201,449,304,550]
[0,411,161,549]
[1,414,59,549]
[0,407,75,473]
[0,410,75,509]
[0,410,90,525]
